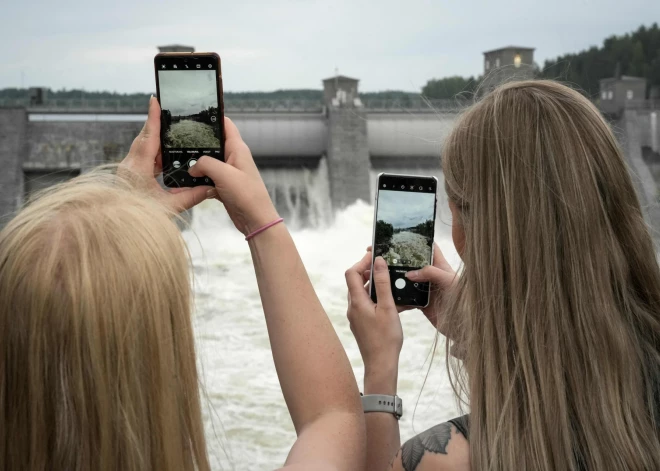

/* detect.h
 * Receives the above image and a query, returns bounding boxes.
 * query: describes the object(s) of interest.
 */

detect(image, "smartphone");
[370,173,438,307]
[154,52,225,187]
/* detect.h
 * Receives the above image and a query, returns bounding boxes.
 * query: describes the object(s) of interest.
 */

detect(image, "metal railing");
[0,97,325,113]
[1,96,469,113]
[361,97,467,112]
[5,95,655,113]
[624,99,660,111]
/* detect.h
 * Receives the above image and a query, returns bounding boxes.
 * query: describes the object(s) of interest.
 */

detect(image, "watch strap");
[361,394,403,419]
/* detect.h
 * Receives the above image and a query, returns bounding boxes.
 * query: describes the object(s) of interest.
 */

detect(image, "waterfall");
[259,158,332,228]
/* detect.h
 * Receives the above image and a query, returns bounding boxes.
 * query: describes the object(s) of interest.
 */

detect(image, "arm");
[345,253,403,470]
[248,224,365,469]
[190,119,365,471]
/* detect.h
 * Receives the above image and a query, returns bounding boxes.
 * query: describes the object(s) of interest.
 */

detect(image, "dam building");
[0,46,658,232]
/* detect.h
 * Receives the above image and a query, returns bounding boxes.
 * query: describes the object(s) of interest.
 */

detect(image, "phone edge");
[370,173,438,308]
[153,52,225,188]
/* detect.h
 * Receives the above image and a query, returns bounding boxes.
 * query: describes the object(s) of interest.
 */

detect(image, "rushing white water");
[184,175,460,470]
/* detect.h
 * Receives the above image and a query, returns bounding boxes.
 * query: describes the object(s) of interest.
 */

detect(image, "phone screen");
[155,53,224,187]
[371,174,437,307]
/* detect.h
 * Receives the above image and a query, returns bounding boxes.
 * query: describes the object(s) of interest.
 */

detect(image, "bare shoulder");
[390,421,470,471]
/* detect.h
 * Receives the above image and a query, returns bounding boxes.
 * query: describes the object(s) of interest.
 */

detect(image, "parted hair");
[442,80,660,470]
[0,170,210,470]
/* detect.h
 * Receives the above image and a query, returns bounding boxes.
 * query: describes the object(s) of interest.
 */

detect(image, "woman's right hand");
[404,243,458,337]
[362,243,458,337]
[188,117,279,235]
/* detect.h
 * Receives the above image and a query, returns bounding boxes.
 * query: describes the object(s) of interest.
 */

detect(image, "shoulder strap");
[447,414,470,439]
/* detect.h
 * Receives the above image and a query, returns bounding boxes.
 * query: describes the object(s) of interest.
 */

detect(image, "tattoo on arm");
[401,422,453,471]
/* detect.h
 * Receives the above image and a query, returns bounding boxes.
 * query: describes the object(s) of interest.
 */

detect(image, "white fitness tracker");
[360,394,403,420]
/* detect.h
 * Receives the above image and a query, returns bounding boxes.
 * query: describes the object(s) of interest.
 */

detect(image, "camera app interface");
[373,177,436,306]
[375,190,435,268]
[158,61,222,184]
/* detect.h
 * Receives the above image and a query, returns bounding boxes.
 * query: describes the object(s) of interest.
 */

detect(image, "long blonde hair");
[0,170,210,470]
[442,80,660,470]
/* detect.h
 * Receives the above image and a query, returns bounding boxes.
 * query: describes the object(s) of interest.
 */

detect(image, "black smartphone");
[370,173,438,307]
[154,52,225,187]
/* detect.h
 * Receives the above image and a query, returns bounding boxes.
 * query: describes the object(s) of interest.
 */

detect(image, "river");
[184,199,461,470]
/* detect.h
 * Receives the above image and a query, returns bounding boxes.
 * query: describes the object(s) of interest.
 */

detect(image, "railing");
[1,96,467,113]
[624,99,660,111]
[361,97,467,112]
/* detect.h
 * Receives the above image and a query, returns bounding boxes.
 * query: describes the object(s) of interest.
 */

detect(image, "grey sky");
[2,0,658,93]
[377,190,435,229]
[158,70,218,115]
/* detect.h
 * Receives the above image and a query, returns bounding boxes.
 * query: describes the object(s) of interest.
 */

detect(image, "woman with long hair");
[346,80,660,470]
[0,98,365,470]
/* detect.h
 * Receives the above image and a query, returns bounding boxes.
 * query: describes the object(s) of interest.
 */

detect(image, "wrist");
[364,364,398,395]
[245,207,280,235]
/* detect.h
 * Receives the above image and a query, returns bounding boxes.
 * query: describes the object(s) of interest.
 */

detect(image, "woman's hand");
[121,97,211,212]
[345,252,402,394]
[188,118,279,235]
[361,243,458,338]
[404,243,458,337]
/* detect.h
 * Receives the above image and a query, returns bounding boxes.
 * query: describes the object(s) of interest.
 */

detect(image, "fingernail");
[206,188,217,199]
[406,271,418,279]
[149,94,153,104]
[374,257,387,271]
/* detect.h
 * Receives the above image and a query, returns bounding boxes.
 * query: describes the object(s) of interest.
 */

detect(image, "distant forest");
[2,24,659,102]
[422,23,660,99]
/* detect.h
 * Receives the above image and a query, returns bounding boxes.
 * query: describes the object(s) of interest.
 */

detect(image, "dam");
[1,48,659,232]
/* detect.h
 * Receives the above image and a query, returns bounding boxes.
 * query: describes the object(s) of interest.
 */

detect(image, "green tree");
[540,23,660,97]
[421,76,479,99]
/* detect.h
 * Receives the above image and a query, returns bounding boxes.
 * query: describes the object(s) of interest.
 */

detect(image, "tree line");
[421,23,660,99]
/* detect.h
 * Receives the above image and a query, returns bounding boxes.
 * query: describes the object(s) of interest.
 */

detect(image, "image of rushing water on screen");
[375,190,435,269]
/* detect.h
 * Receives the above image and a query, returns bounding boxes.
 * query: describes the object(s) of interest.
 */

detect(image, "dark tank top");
[446,389,660,469]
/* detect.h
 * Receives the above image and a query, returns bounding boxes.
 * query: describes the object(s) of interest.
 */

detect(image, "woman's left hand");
[345,251,402,394]
[120,96,212,212]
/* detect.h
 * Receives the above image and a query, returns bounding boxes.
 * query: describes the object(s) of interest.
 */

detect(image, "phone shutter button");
[189,159,197,168]
[395,278,406,290]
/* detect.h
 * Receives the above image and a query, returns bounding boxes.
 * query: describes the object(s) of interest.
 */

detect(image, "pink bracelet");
[245,217,284,241]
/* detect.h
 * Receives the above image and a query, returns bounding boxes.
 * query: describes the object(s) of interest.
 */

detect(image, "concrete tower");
[480,46,535,94]
[323,75,371,210]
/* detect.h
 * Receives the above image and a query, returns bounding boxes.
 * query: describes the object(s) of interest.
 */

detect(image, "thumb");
[373,257,395,311]
[142,96,161,138]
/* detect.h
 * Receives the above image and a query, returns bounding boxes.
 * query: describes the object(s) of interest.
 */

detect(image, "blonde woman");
[0,98,365,470]
[346,80,660,470]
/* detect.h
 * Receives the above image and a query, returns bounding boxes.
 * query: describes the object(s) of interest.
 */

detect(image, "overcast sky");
[377,190,435,229]
[1,0,658,93]
[158,70,218,115]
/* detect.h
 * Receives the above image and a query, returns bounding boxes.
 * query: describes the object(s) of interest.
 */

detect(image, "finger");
[372,257,396,311]
[405,264,455,286]
[366,245,372,252]
[154,147,163,177]
[223,117,260,178]
[188,155,240,184]
[345,254,374,305]
[354,250,372,274]
[166,186,214,212]
[127,97,161,167]
[142,96,161,138]
[362,269,371,283]
[431,242,452,271]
